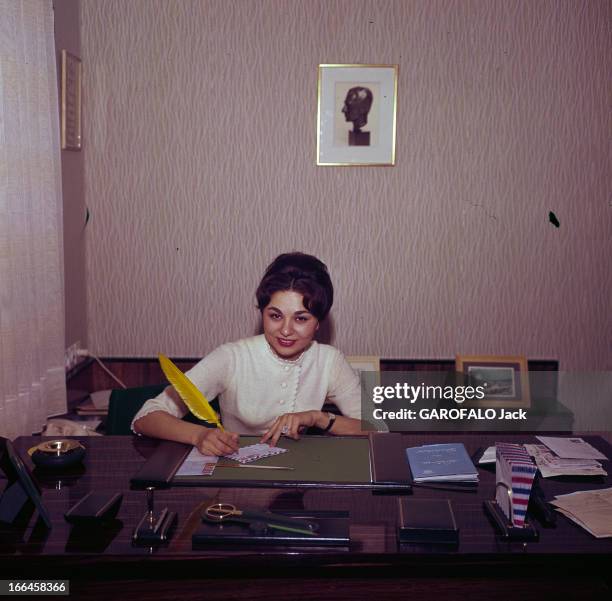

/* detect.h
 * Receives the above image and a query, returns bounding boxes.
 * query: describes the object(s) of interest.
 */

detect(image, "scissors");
[203,503,318,536]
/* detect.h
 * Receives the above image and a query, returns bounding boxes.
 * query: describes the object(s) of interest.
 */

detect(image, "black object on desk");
[397,498,459,545]
[132,487,177,546]
[64,491,123,525]
[0,438,52,529]
[483,500,539,542]
[528,474,557,528]
[29,439,86,470]
[133,509,177,545]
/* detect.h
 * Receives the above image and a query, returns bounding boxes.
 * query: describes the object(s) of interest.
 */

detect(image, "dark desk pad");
[131,433,412,492]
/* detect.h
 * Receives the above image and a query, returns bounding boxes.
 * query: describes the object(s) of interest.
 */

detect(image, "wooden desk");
[1,434,611,601]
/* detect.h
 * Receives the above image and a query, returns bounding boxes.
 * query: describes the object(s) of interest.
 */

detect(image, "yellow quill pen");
[158,354,225,431]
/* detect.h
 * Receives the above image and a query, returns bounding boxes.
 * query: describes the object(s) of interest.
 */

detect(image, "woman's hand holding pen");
[261,410,326,447]
[193,427,240,456]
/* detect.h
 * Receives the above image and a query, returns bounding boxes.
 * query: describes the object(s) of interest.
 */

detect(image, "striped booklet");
[495,443,537,527]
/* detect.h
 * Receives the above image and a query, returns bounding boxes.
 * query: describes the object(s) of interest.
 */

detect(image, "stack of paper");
[536,436,608,460]
[550,487,612,538]
[524,444,607,478]
[405,443,478,483]
[495,443,537,527]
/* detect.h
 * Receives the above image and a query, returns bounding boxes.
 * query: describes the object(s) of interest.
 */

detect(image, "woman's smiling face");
[262,290,319,360]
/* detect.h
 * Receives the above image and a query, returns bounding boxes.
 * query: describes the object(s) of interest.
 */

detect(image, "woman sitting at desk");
[132,252,364,456]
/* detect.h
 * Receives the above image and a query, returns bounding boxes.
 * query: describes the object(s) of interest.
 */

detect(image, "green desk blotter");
[175,436,371,486]
[131,433,412,492]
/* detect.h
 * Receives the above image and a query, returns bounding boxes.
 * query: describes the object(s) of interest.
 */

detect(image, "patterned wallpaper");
[80,0,611,370]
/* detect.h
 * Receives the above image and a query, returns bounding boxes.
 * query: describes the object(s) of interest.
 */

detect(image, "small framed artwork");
[346,355,381,393]
[317,64,398,166]
[455,355,531,409]
[346,356,381,377]
[345,356,381,430]
[61,49,82,150]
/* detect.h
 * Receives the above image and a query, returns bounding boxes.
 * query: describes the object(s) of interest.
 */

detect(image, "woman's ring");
[281,425,289,435]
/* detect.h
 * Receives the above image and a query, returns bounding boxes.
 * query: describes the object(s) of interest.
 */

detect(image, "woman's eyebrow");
[267,306,311,316]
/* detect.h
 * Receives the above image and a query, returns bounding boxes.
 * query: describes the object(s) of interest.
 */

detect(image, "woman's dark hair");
[256,252,334,320]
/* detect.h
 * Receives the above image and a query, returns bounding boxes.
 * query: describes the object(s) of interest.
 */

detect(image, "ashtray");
[28,439,86,470]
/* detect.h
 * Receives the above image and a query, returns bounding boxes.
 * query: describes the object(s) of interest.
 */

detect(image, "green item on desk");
[175,436,372,485]
[219,464,295,470]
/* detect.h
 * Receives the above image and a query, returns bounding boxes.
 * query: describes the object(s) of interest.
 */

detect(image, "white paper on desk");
[479,446,496,464]
[536,436,607,461]
[175,447,219,476]
[524,444,607,478]
[550,487,612,538]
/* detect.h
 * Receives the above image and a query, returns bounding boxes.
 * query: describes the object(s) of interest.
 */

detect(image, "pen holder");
[484,482,540,542]
[132,487,177,546]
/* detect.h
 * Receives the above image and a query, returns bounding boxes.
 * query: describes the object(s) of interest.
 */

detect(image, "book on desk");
[405,443,478,484]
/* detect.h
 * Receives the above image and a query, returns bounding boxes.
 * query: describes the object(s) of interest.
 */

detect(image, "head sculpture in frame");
[341,86,373,146]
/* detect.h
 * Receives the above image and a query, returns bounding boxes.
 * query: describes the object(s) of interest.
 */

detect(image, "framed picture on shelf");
[455,355,531,409]
[345,356,381,430]
[346,355,380,375]
[317,64,398,166]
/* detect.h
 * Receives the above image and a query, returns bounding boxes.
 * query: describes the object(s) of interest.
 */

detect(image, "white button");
[279,399,285,405]
[284,366,290,371]
[281,382,287,388]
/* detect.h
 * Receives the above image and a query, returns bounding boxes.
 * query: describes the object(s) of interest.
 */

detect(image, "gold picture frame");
[346,355,381,378]
[317,64,398,166]
[346,355,381,395]
[61,50,82,150]
[455,355,531,409]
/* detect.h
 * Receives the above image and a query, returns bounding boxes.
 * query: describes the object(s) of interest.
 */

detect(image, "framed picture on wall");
[317,64,398,166]
[455,355,531,409]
